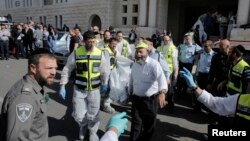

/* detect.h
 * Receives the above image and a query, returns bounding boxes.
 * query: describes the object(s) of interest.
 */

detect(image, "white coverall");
[60,46,110,141]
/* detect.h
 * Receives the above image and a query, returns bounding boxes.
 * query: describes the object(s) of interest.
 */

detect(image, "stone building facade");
[0,0,249,42]
[0,0,168,37]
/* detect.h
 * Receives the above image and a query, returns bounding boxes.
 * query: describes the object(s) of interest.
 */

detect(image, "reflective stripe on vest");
[157,44,176,73]
[236,94,250,120]
[227,59,249,95]
[75,46,102,91]
[103,47,115,70]
[121,40,128,57]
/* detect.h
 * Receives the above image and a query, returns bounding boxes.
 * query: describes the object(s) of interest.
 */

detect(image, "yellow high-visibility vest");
[157,43,176,73]
[227,59,249,95]
[75,46,102,91]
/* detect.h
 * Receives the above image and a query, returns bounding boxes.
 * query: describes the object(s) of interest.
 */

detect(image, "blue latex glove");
[179,67,197,89]
[106,112,128,137]
[59,85,66,100]
[100,84,108,94]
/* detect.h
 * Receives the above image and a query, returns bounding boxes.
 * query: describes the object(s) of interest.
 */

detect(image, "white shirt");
[116,39,132,57]
[60,46,110,85]
[197,90,239,117]
[131,57,168,97]
[100,131,118,141]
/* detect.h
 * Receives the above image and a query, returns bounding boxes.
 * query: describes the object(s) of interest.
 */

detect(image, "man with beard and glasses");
[0,48,57,141]
[97,30,111,49]
[129,42,168,141]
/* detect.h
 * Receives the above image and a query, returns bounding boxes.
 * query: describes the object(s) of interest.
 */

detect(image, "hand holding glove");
[59,85,66,100]
[179,67,197,89]
[106,112,128,137]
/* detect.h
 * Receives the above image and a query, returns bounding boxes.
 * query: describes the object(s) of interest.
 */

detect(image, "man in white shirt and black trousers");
[129,41,168,141]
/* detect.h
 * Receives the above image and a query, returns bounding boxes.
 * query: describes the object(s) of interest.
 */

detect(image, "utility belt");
[133,93,158,101]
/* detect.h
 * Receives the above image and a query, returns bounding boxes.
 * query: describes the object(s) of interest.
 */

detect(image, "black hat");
[234,44,246,55]
[236,45,245,53]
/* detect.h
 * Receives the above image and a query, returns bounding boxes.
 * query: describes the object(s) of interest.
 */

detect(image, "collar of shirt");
[204,50,214,55]
[135,56,150,65]
[25,74,43,94]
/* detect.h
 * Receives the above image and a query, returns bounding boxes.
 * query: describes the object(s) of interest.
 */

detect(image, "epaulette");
[21,84,33,95]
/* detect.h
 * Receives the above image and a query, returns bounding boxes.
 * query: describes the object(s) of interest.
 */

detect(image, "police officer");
[177,33,202,95]
[157,35,179,112]
[0,49,57,141]
[101,38,119,114]
[59,31,110,141]
[180,67,250,130]
[226,45,249,96]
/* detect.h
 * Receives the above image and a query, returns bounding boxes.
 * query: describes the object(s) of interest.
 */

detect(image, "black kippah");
[30,48,52,56]
[235,45,246,54]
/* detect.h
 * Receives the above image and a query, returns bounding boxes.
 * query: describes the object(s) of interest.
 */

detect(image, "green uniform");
[1,75,48,141]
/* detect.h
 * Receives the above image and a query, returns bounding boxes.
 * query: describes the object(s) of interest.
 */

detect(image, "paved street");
[0,57,209,141]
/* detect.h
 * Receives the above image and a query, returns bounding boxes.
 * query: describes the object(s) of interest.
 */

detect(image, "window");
[55,16,58,29]
[133,4,138,13]
[132,17,138,25]
[15,1,21,7]
[122,17,127,25]
[59,15,63,29]
[56,0,58,3]
[26,17,29,22]
[43,16,46,25]
[40,16,43,23]
[122,5,127,13]
[44,0,53,5]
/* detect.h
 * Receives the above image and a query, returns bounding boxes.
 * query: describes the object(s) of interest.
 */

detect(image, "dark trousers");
[24,42,33,57]
[177,62,193,95]
[193,72,209,110]
[15,40,25,58]
[0,40,9,59]
[130,95,158,141]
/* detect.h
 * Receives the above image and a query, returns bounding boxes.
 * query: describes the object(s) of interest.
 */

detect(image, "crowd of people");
[1,14,250,141]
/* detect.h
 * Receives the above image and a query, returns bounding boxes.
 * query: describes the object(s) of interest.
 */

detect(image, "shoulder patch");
[16,103,33,122]
[21,84,33,94]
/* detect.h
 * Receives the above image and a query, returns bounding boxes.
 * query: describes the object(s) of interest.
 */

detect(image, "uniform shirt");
[149,48,170,80]
[100,131,118,141]
[60,46,110,86]
[197,90,238,116]
[178,43,202,64]
[162,43,179,72]
[197,50,215,73]
[131,56,168,97]
[1,75,48,141]
[116,39,132,57]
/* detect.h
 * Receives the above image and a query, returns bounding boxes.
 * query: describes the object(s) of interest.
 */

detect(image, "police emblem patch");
[16,103,33,122]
